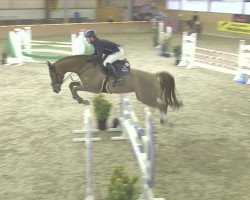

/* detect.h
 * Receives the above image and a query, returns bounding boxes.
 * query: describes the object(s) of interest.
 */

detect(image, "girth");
[100,77,111,94]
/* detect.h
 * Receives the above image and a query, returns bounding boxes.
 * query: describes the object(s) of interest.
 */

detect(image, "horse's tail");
[156,72,183,110]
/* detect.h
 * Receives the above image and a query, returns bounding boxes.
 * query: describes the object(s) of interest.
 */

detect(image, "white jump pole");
[110,94,127,140]
[73,105,95,200]
[84,106,94,200]
[178,31,250,77]
[73,104,101,142]
[71,33,77,55]
[23,27,32,54]
[238,40,250,75]
[120,98,164,200]
[178,32,197,68]
[7,31,23,65]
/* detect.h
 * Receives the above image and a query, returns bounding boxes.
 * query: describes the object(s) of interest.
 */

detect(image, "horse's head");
[47,61,63,93]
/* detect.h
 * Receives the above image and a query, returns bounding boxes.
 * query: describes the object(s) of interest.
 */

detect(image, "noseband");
[49,68,62,88]
[48,61,87,88]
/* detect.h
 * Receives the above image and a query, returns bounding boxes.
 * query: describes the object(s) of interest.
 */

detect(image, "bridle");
[49,62,88,87]
[49,68,62,88]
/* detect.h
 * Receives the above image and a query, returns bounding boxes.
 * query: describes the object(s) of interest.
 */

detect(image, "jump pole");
[73,104,101,142]
[6,27,94,65]
[119,98,165,200]
[73,105,98,200]
[178,32,250,77]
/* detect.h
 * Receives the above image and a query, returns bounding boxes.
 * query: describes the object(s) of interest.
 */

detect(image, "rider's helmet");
[84,29,97,39]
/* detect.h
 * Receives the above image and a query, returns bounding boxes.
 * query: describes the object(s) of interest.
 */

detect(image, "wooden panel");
[0,0,11,9]
[0,9,44,19]
[63,0,96,9]
[12,0,44,9]
[0,22,151,39]
[0,0,96,9]
[97,7,125,22]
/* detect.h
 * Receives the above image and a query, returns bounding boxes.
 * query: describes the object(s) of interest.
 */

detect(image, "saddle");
[112,59,131,76]
[98,59,131,92]
[100,59,131,77]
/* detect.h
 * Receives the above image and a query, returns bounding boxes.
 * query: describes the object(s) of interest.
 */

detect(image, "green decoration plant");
[93,94,112,130]
[107,166,140,200]
[173,45,182,60]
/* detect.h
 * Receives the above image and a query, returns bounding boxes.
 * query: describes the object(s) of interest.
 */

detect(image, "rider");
[84,29,123,86]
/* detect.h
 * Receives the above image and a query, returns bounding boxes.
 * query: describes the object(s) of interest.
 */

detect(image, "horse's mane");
[54,54,90,65]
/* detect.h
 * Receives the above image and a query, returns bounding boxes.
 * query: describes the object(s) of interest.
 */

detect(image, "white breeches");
[103,47,124,67]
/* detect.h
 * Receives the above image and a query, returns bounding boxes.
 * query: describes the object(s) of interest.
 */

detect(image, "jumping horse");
[47,55,183,124]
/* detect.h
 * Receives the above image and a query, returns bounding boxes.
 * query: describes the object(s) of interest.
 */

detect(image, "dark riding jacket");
[87,38,121,62]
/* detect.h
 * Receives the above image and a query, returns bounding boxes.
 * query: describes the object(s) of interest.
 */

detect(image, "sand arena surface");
[0,33,250,200]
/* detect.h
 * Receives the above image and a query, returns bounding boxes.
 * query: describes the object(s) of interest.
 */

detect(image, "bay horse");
[47,55,182,124]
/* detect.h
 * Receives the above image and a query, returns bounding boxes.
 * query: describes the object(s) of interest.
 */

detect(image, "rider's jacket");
[87,38,121,62]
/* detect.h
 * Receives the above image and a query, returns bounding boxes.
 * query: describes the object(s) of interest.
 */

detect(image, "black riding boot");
[106,63,123,86]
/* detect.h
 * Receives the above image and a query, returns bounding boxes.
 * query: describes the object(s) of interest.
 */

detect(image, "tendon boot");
[106,63,123,86]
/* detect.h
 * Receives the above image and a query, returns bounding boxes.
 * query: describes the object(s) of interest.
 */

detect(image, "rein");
[62,62,88,83]
[63,72,76,83]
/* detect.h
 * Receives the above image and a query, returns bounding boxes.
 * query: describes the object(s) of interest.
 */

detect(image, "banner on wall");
[233,14,250,23]
[217,21,250,34]
[50,0,59,11]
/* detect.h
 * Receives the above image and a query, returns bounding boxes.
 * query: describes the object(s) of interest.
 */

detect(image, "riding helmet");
[84,29,97,39]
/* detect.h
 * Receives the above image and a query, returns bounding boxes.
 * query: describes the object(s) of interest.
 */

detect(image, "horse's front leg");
[69,82,90,105]
[69,82,80,98]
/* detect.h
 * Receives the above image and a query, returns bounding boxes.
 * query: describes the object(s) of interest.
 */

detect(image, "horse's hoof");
[76,97,83,104]
[160,119,168,126]
[77,99,82,104]
[82,100,90,105]
[75,97,90,105]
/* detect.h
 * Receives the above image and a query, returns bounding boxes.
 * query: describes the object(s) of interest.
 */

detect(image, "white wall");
[211,1,244,14]
[182,0,207,12]
[244,2,250,14]
[166,0,250,14]
[167,0,180,10]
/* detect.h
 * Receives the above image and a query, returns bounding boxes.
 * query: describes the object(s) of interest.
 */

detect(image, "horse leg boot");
[106,63,123,86]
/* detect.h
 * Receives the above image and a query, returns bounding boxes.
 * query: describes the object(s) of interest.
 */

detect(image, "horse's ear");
[47,61,54,71]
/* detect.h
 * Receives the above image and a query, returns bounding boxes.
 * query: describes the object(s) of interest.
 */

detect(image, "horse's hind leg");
[156,99,168,125]
[135,92,168,125]
[159,106,168,125]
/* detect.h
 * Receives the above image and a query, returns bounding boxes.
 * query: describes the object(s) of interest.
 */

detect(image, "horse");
[47,55,183,124]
